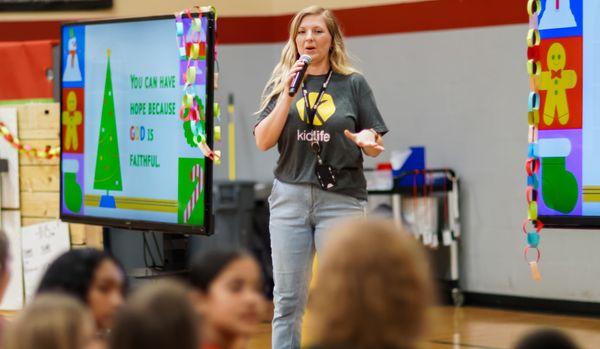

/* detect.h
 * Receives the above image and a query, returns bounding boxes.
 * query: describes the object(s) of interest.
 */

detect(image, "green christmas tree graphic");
[93,49,123,208]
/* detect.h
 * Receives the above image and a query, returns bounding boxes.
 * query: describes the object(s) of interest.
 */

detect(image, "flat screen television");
[59,12,215,234]
[534,0,600,228]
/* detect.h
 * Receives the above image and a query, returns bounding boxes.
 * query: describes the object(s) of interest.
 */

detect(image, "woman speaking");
[254,6,388,349]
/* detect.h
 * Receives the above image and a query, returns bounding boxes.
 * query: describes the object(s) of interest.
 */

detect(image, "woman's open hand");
[344,129,384,157]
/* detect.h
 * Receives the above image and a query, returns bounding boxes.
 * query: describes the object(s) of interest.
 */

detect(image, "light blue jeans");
[269,179,366,349]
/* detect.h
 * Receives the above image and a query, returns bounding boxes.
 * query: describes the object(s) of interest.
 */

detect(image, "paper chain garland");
[175,6,221,164]
[525,0,542,281]
[0,121,60,159]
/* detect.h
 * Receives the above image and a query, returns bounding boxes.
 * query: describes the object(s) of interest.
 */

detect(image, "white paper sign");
[22,221,71,302]
[0,211,23,311]
[0,107,19,209]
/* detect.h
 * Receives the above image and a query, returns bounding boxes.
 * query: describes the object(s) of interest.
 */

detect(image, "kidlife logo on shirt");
[296,92,335,143]
[297,129,331,142]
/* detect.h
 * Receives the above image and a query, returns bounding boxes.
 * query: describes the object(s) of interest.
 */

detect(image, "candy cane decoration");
[184,164,204,223]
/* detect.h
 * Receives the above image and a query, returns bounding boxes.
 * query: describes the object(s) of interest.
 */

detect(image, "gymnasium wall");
[213,23,600,303]
[4,0,599,302]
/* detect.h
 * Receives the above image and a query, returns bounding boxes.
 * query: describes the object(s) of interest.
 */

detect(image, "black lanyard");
[301,69,333,156]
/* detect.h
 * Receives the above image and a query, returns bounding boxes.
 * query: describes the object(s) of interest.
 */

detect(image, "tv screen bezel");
[59,13,215,235]
[538,215,600,229]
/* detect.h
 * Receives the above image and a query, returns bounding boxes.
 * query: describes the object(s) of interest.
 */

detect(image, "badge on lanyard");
[302,70,337,190]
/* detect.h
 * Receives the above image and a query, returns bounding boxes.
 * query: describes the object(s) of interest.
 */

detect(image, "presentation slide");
[60,16,211,230]
[534,0,596,219]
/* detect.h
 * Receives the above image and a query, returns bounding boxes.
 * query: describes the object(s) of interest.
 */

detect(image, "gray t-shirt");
[257,72,388,200]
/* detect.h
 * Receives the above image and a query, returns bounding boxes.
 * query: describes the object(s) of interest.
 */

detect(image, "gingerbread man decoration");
[62,91,83,151]
[540,42,577,126]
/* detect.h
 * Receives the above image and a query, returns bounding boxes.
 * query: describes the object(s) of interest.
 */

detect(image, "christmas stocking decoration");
[538,138,578,213]
[63,159,83,213]
[541,157,578,213]
[64,172,83,213]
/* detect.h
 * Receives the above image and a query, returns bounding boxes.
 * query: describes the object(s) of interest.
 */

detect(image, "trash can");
[187,181,256,259]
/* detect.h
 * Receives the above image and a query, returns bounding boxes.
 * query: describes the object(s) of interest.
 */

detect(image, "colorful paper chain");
[524,0,542,281]
[0,121,60,159]
[175,6,221,164]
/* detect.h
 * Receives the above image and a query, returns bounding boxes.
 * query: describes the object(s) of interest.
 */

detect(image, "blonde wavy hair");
[309,218,434,349]
[258,5,357,113]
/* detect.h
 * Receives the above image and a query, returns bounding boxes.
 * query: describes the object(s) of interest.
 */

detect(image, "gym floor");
[248,306,600,349]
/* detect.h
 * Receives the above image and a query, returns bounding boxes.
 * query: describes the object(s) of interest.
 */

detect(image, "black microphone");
[289,54,312,97]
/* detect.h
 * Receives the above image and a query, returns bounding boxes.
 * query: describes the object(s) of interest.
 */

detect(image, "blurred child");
[189,250,265,349]
[513,328,581,349]
[3,293,96,349]
[308,218,434,349]
[110,279,199,349]
[37,248,127,336]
